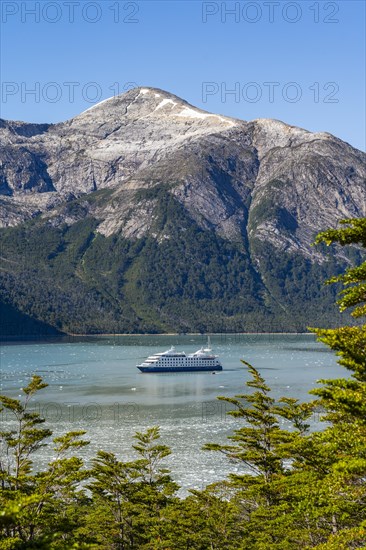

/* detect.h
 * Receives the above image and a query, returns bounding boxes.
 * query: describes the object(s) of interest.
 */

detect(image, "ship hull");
[137,365,223,373]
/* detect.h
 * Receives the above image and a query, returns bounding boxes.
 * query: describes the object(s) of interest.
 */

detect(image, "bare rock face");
[0,89,365,254]
[248,121,365,258]
[0,86,364,252]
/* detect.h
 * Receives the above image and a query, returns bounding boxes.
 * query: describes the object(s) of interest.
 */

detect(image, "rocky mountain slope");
[0,87,365,335]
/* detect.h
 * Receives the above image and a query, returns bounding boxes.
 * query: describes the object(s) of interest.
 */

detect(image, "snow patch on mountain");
[175,107,235,126]
[81,96,116,114]
[154,98,178,111]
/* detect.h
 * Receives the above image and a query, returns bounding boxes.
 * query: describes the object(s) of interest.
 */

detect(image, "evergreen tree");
[307,218,366,548]
[0,376,90,549]
[85,427,178,549]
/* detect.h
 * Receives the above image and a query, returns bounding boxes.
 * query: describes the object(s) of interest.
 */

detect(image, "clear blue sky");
[1,1,365,150]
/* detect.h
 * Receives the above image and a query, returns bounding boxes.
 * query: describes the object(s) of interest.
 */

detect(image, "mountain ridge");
[0,87,365,335]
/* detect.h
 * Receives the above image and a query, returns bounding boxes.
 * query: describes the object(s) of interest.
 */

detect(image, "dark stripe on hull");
[137,365,223,373]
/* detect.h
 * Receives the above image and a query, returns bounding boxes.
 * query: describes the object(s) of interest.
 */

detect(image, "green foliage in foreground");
[1,217,366,549]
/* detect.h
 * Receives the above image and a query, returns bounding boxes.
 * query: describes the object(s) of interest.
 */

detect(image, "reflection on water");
[0,334,344,491]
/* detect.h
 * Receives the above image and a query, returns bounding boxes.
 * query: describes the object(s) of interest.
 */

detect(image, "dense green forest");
[0,189,356,337]
[1,218,366,549]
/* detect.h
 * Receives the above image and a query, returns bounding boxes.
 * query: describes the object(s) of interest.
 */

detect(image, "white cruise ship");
[137,339,222,373]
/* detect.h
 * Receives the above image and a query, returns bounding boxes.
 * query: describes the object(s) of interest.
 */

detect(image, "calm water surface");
[0,334,344,492]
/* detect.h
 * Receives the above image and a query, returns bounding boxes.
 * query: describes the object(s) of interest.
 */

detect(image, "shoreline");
[0,331,316,345]
[67,332,314,336]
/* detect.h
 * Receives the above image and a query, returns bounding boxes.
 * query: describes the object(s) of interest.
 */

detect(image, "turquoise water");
[0,334,344,491]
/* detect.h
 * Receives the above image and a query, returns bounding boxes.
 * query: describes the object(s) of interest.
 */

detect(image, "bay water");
[0,334,344,492]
